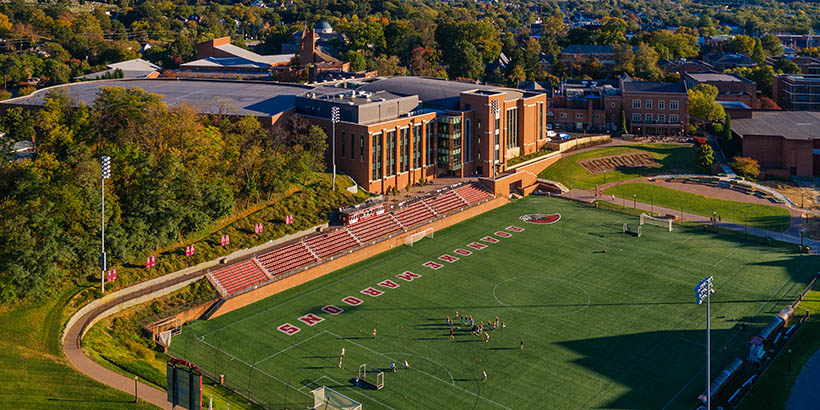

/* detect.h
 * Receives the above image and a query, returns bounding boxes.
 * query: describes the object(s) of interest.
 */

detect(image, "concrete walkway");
[786,347,820,410]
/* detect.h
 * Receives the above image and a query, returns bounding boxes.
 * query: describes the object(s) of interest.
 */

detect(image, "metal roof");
[356,76,521,110]
[732,111,820,140]
[1,79,312,117]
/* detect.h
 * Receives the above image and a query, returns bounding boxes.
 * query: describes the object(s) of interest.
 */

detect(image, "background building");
[732,110,820,177]
[772,74,820,111]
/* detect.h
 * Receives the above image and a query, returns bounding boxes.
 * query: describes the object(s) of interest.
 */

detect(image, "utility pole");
[100,156,111,293]
[331,106,340,190]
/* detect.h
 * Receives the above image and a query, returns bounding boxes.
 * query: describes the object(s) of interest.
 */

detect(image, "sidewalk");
[561,188,820,251]
[786,347,820,410]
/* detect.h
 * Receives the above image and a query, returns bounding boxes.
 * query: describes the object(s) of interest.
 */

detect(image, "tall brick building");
[732,111,820,177]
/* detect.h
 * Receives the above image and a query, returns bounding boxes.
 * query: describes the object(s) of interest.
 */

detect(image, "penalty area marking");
[382,351,456,385]
[492,277,591,317]
[298,375,397,410]
[326,331,512,410]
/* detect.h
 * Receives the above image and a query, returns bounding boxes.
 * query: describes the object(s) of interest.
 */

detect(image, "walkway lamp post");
[331,106,340,190]
[100,155,111,293]
[491,100,499,179]
[633,194,636,209]
[695,276,715,410]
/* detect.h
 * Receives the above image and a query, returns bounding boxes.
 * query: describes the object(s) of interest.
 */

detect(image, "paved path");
[786,347,820,410]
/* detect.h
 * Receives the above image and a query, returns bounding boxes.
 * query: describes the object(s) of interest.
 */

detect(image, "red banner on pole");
[285,215,294,225]
[145,256,156,268]
[220,234,230,246]
[254,223,263,234]
[185,245,195,256]
[106,268,117,282]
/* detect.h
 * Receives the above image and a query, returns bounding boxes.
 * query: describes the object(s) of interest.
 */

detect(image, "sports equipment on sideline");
[403,228,434,246]
[311,386,362,410]
[640,213,673,232]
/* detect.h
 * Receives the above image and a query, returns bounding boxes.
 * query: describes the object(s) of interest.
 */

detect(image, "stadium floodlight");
[694,276,715,410]
[100,156,111,293]
[331,106,340,190]
[491,100,499,179]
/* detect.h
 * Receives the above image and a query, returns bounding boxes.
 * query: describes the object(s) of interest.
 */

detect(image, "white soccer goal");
[640,213,674,232]
[311,386,362,410]
[358,363,384,390]
[403,228,434,246]
[623,223,641,237]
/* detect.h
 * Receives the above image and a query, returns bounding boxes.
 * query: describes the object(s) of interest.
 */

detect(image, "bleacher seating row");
[207,183,493,296]
[210,260,269,296]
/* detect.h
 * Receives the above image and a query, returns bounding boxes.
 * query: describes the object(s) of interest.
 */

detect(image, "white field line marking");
[323,376,397,410]
[661,259,808,410]
[200,252,411,339]
[382,351,455,385]
[714,247,739,267]
[297,375,331,392]
[682,236,694,243]
[254,330,329,366]
[196,338,312,398]
[327,331,511,410]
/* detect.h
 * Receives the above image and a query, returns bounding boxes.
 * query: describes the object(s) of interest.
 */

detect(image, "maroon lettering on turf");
[422,261,444,270]
[454,248,472,256]
[396,271,422,281]
[495,231,512,238]
[360,287,384,297]
[322,305,344,315]
[481,236,500,243]
[378,279,400,289]
[467,242,488,250]
[297,313,325,326]
[277,323,301,335]
[342,296,364,306]
[438,254,460,263]
[506,225,525,232]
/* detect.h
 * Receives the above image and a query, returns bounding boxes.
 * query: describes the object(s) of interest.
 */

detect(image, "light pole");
[695,276,715,410]
[788,349,793,375]
[331,106,340,190]
[100,156,111,293]
[633,194,636,209]
[491,100,499,179]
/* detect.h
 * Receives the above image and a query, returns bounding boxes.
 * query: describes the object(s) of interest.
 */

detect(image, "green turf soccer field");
[171,196,820,410]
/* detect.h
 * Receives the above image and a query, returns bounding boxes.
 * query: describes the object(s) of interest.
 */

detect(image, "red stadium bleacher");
[425,191,466,215]
[305,229,359,258]
[455,184,493,204]
[393,201,435,228]
[211,259,269,295]
[258,241,317,276]
[348,212,402,243]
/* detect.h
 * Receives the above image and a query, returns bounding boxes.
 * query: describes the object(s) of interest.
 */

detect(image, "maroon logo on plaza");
[520,213,561,224]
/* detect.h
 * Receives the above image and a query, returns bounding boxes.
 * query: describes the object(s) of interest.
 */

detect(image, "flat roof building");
[732,111,820,177]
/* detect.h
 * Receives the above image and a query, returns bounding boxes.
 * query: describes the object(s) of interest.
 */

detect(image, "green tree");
[618,106,628,135]
[751,38,765,65]
[448,41,484,80]
[697,143,715,171]
[718,115,736,157]
[633,43,662,81]
[688,84,726,131]
[368,54,408,77]
[761,34,784,56]
[342,50,366,72]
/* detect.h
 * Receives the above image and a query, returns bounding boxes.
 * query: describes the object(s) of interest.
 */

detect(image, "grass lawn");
[604,182,792,233]
[739,290,820,410]
[0,288,158,409]
[170,196,817,409]
[538,143,697,189]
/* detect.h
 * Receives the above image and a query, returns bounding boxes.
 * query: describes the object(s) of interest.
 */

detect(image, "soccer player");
[520,338,524,351]
[372,328,377,338]
[390,362,396,372]
[404,359,410,369]
[341,347,345,357]
[338,356,343,369]
[482,370,487,382]
[450,326,454,340]
[455,309,460,319]
[501,321,506,329]
[485,332,490,343]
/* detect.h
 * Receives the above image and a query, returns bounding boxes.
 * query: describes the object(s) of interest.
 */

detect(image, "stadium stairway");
[348,212,402,243]
[258,241,318,277]
[305,228,359,259]
[210,259,269,295]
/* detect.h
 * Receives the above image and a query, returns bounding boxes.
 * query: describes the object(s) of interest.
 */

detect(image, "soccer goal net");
[623,223,641,237]
[358,363,384,390]
[640,213,673,232]
[311,386,362,410]
[403,228,434,246]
